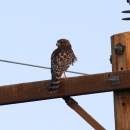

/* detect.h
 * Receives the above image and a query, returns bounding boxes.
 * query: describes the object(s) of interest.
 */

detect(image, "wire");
[0,59,88,75]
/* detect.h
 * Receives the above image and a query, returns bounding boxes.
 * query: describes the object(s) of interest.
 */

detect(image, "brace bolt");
[114,43,125,55]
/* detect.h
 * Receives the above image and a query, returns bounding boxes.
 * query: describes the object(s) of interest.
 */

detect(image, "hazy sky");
[0,1,130,130]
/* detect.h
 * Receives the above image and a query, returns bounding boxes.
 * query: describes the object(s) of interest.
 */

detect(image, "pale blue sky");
[0,1,130,130]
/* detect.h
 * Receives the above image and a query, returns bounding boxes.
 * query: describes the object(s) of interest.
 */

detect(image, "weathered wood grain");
[0,70,130,105]
[111,32,130,130]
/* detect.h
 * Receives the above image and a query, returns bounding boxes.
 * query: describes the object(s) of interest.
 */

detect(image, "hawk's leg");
[60,72,66,78]
[63,72,67,78]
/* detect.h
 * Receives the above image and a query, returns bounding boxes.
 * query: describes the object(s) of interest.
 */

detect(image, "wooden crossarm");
[0,70,130,105]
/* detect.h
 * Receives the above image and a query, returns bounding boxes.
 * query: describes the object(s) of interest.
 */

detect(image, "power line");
[0,59,88,75]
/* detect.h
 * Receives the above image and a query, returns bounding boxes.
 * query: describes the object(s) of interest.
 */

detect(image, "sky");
[0,0,130,130]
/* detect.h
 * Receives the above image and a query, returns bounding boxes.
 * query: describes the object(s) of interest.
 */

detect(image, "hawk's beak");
[56,42,60,46]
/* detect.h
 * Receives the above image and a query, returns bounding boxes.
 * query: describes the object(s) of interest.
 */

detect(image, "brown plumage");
[48,39,77,93]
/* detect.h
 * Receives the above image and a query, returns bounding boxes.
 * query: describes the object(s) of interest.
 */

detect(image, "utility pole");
[111,32,130,130]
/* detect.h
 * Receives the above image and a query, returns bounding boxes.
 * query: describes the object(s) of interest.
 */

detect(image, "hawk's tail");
[48,72,61,93]
[48,82,59,93]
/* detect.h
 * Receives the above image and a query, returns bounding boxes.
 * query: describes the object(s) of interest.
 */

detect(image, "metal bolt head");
[108,76,120,86]
[114,43,125,55]
[109,55,112,64]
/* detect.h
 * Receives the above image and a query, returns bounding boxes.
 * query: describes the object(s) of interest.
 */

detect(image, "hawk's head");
[56,39,71,48]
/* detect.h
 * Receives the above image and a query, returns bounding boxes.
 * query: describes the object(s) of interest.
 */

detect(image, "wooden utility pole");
[111,32,130,130]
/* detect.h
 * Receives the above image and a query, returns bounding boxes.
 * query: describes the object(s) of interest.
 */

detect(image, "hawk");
[48,39,77,93]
